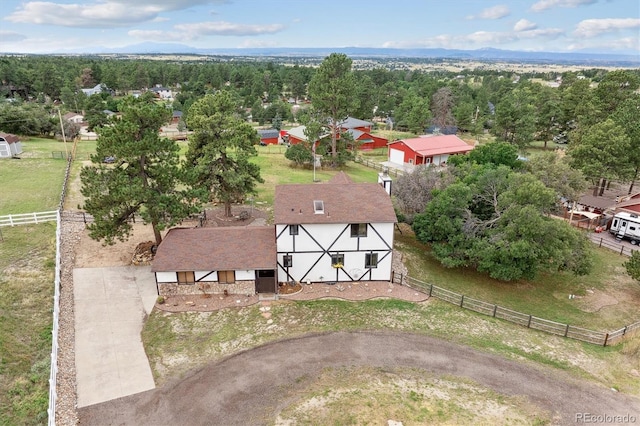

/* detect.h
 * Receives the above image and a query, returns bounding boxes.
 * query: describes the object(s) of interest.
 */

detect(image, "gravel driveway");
[78,331,640,426]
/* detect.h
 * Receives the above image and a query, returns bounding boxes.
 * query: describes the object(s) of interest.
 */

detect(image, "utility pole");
[58,109,69,159]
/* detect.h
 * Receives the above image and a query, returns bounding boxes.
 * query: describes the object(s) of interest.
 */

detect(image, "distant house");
[345,128,388,150]
[387,135,474,167]
[284,125,330,146]
[150,85,172,100]
[286,118,387,150]
[0,132,22,158]
[611,192,640,215]
[338,116,374,133]
[171,110,183,124]
[425,125,458,135]
[257,129,280,145]
[63,112,84,124]
[81,84,107,96]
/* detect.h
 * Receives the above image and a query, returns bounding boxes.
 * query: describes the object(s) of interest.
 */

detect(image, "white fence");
[47,211,61,425]
[0,211,58,227]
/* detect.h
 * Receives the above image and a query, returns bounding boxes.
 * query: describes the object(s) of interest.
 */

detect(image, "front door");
[255,270,276,293]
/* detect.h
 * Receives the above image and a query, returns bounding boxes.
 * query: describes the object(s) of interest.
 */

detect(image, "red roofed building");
[387,135,474,167]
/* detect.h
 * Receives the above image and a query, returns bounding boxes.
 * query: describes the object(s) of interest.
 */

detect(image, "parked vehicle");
[609,212,640,244]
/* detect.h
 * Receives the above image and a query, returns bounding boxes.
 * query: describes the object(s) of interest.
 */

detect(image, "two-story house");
[274,173,396,284]
[151,173,397,296]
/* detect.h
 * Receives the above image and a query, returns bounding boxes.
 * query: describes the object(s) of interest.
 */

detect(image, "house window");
[218,270,235,284]
[631,226,637,231]
[331,253,344,267]
[409,159,414,164]
[314,200,324,214]
[177,271,195,285]
[283,255,293,268]
[350,223,367,237]
[365,253,379,268]
[289,224,299,235]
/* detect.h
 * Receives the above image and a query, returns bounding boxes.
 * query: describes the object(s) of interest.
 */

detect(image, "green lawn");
[0,223,56,425]
[0,158,67,215]
[395,228,640,330]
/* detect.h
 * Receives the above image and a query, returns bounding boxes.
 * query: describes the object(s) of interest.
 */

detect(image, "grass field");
[0,223,56,425]
[0,159,67,214]
[395,228,640,330]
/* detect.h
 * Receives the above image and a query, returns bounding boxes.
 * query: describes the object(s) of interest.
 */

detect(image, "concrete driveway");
[74,266,157,408]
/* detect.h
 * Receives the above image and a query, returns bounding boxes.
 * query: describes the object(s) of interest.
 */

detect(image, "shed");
[257,129,280,145]
[0,132,22,158]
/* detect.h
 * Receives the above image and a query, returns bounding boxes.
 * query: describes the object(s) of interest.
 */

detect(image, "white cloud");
[5,0,218,28]
[173,21,285,36]
[567,36,640,52]
[466,5,510,20]
[129,21,285,42]
[382,26,564,50]
[530,0,597,12]
[0,31,27,42]
[574,18,640,37]
[514,19,537,32]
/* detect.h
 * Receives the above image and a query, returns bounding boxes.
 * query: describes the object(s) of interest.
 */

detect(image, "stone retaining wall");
[158,280,255,296]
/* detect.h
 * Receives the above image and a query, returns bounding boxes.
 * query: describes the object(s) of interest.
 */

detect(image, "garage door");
[389,148,404,165]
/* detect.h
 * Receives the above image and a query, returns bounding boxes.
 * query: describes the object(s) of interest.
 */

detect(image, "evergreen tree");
[186,92,264,217]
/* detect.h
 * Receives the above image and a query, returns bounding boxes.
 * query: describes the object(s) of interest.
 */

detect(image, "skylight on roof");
[314,200,324,214]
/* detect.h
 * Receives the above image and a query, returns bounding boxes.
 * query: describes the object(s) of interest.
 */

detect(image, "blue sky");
[1,0,639,54]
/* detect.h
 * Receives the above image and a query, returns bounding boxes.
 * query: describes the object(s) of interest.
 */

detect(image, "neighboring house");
[81,84,106,96]
[0,132,22,158]
[611,192,640,214]
[152,227,277,296]
[338,116,373,133]
[150,85,173,100]
[257,129,280,145]
[171,110,183,124]
[284,125,330,146]
[151,172,397,296]
[274,173,397,285]
[344,128,388,150]
[63,112,84,124]
[425,125,458,135]
[387,135,474,167]
[286,122,387,150]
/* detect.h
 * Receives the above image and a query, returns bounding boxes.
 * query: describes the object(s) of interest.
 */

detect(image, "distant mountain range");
[41,43,640,66]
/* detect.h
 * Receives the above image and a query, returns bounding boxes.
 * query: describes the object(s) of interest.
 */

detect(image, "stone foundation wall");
[158,280,255,296]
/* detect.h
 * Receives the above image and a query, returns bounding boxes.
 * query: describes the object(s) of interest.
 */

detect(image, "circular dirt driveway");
[78,331,639,425]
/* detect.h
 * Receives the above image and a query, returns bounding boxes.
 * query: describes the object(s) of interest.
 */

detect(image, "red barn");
[346,129,388,150]
[388,135,474,166]
[257,129,280,145]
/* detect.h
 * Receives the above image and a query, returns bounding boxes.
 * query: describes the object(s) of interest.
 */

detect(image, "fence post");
[400,273,403,284]
[620,246,624,256]
[527,315,532,328]
[603,333,609,347]
[564,324,570,337]
[429,284,433,297]
[623,326,628,336]
[493,305,497,317]
[599,238,603,248]
[460,295,464,307]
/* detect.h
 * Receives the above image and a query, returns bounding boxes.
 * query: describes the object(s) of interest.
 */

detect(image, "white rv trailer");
[609,211,640,244]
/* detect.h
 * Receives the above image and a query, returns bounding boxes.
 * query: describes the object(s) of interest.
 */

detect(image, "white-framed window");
[331,253,344,267]
[283,255,293,267]
[289,224,299,235]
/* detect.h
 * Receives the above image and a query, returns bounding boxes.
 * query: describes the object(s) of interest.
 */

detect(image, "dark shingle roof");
[258,129,280,139]
[152,226,276,272]
[274,181,396,225]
